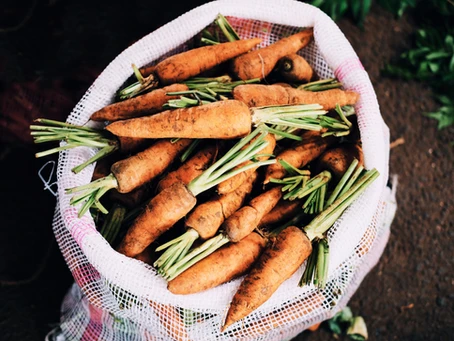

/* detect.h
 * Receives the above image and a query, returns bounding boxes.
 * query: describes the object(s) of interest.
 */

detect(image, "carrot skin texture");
[116,181,197,257]
[223,186,283,243]
[111,138,192,193]
[233,84,360,110]
[105,100,252,139]
[276,53,313,83]
[314,143,364,180]
[168,232,266,295]
[258,199,304,227]
[156,144,217,192]
[222,226,312,331]
[264,130,337,183]
[231,29,314,80]
[185,172,258,240]
[217,133,276,195]
[155,38,262,85]
[90,84,189,122]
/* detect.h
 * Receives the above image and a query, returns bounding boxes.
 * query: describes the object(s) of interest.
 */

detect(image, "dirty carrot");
[90,83,189,122]
[313,142,364,181]
[156,143,217,193]
[65,138,192,217]
[231,28,314,80]
[221,225,312,331]
[258,198,304,228]
[233,84,360,110]
[105,99,252,139]
[275,53,313,83]
[160,184,283,281]
[216,133,276,195]
[264,130,337,184]
[168,231,266,295]
[154,172,258,276]
[115,128,275,258]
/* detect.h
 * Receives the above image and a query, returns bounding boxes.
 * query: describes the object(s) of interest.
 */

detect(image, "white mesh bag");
[51,0,397,340]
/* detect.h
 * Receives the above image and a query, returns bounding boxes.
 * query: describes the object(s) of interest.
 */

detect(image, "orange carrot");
[116,181,197,257]
[233,84,360,110]
[111,139,192,193]
[90,83,189,122]
[230,291,324,339]
[221,225,312,331]
[65,138,192,217]
[156,144,217,193]
[313,142,364,180]
[264,130,337,184]
[105,99,252,139]
[223,186,283,242]
[154,38,262,85]
[275,53,313,83]
[185,171,258,240]
[217,133,276,195]
[258,199,304,228]
[115,129,274,258]
[168,232,266,295]
[139,65,156,77]
[231,29,313,80]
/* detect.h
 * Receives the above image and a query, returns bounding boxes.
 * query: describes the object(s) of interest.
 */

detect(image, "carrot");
[233,84,360,110]
[230,29,314,80]
[116,181,197,257]
[105,99,252,139]
[108,182,152,209]
[230,291,324,339]
[65,138,192,217]
[114,129,275,258]
[216,133,276,195]
[185,172,258,240]
[168,231,266,295]
[156,143,217,193]
[264,130,337,184]
[221,225,312,331]
[275,53,313,83]
[90,83,189,122]
[223,186,283,242]
[139,64,155,78]
[313,142,364,181]
[154,38,262,85]
[153,172,258,278]
[258,198,304,228]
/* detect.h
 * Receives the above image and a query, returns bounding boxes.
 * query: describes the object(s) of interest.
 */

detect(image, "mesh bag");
[51,0,397,340]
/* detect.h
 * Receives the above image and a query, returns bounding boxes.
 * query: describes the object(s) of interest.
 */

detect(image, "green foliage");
[376,0,417,17]
[327,307,368,340]
[381,1,454,129]
[308,0,372,26]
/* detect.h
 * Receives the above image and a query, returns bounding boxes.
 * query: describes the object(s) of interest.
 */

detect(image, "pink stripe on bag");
[335,57,365,81]
[63,207,97,246]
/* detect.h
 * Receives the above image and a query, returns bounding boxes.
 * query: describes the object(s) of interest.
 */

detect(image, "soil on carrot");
[0,1,452,341]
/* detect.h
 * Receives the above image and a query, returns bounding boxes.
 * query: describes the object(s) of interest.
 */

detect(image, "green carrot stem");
[215,13,240,42]
[180,139,201,163]
[315,239,329,288]
[337,164,365,198]
[71,145,118,174]
[32,118,100,131]
[164,234,230,281]
[304,169,379,241]
[299,241,318,286]
[262,125,302,141]
[325,159,359,207]
[335,104,353,127]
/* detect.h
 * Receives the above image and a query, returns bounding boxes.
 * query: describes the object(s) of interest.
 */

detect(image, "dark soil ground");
[0,1,452,340]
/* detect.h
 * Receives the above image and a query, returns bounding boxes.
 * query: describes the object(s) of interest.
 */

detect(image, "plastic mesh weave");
[52,1,396,340]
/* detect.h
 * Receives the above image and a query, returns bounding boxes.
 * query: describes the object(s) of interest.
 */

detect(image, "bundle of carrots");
[31,13,379,335]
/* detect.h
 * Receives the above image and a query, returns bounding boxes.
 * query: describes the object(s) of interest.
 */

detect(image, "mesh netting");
[52,1,396,340]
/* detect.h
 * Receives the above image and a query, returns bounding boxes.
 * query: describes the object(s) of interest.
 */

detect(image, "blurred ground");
[0,1,452,340]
